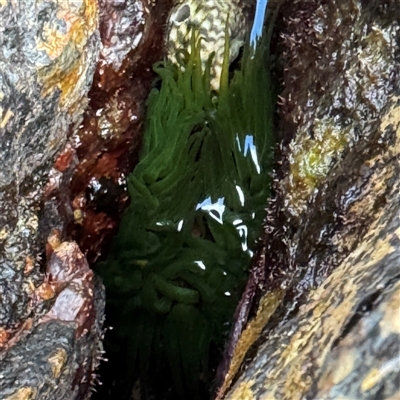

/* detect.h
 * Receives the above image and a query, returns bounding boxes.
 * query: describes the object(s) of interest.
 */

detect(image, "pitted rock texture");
[0,0,99,327]
[0,0,104,398]
[218,0,400,398]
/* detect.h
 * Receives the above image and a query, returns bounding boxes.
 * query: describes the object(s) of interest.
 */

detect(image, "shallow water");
[95,8,275,400]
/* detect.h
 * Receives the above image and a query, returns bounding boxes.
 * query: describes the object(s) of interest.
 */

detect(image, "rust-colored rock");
[64,0,173,264]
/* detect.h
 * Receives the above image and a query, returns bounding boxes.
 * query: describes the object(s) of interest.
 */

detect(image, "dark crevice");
[332,274,400,349]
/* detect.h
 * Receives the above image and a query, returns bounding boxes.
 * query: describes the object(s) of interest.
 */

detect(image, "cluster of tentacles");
[97,30,274,399]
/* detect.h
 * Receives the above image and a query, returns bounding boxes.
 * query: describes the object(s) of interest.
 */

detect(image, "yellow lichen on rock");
[47,348,68,378]
[0,108,14,129]
[37,0,99,112]
[5,388,37,400]
[230,380,257,400]
[217,291,285,400]
[224,87,400,397]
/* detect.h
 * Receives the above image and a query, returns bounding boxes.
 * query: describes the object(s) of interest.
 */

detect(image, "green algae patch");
[285,118,352,218]
[97,30,274,399]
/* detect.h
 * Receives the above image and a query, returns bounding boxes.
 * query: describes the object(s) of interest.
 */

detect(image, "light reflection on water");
[233,219,251,254]
[191,133,263,255]
[194,260,206,270]
[155,134,263,256]
[236,185,245,206]
[196,196,226,224]
[244,134,261,174]
[192,202,254,256]
[236,134,262,173]
[250,0,269,48]
[177,219,184,231]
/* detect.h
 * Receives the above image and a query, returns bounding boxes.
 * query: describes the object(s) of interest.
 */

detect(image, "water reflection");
[196,196,226,224]
[237,134,262,173]
[244,134,261,173]
[234,219,248,251]
[194,260,206,270]
[194,197,254,255]
[235,185,245,206]
[177,219,184,231]
[250,0,269,48]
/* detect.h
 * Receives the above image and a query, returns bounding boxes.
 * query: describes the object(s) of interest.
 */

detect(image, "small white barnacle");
[165,0,252,90]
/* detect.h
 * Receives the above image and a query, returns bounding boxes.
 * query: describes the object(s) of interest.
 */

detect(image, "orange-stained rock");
[0,0,104,398]
[57,0,174,264]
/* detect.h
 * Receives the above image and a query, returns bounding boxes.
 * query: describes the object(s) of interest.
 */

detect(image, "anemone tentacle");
[97,20,274,398]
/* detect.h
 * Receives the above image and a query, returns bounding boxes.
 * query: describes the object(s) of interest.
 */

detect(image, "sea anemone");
[97,25,274,399]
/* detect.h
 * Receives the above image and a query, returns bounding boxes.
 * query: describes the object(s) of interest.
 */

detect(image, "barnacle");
[97,23,274,399]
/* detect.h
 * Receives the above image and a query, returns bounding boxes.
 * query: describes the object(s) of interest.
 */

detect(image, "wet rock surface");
[218,0,400,398]
[0,0,98,327]
[65,0,173,265]
[0,243,105,399]
[0,0,104,398]
[2,0,399,398]
[0,0,174,393]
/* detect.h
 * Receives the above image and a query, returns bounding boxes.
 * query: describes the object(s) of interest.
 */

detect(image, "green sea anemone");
[97,26,274,399]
